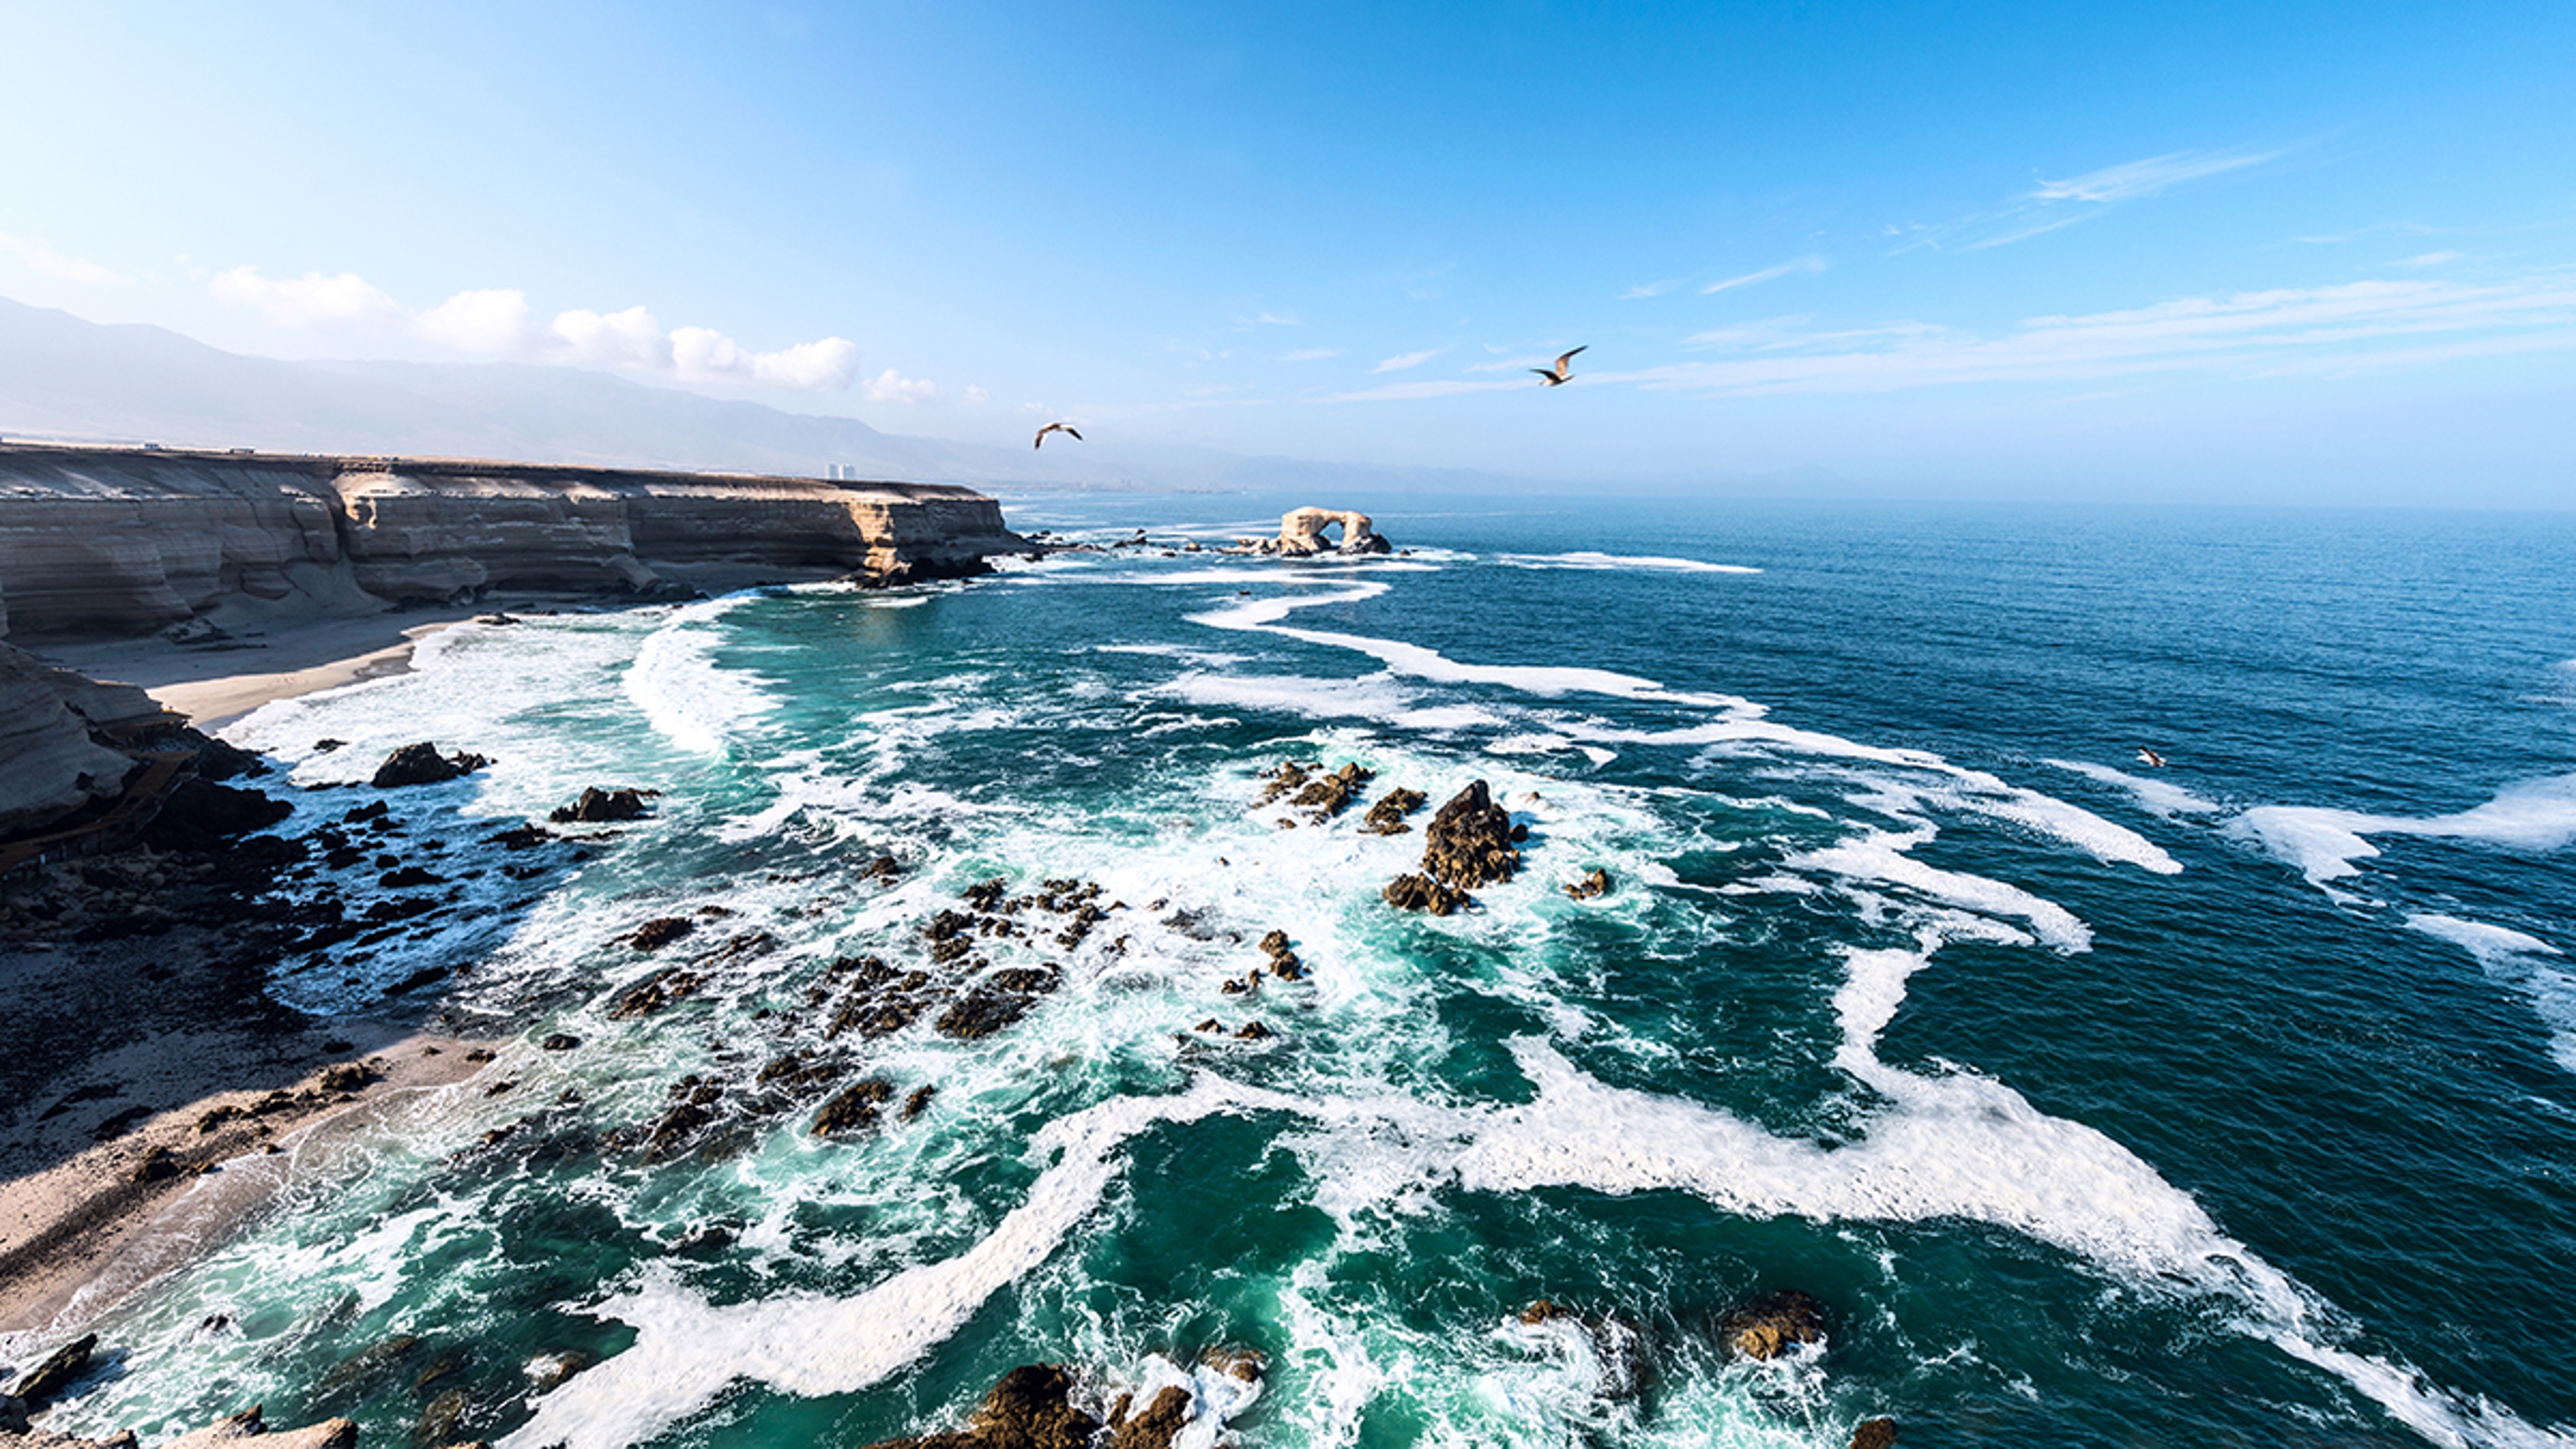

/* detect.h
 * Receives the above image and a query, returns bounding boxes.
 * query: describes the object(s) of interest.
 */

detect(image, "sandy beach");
[42,607,492,731]
[1,610,504,1342]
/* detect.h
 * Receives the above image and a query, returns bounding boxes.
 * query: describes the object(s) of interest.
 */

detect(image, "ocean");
[23,493,2576,1448]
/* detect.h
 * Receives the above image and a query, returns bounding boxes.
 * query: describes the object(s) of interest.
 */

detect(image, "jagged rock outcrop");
[1385,780,1524,913]
[0,443,1024,641]
[1719,1289,1829,1360]
[1232,506,1390,557]
[549,786,653,822]
[0,642,162,835]
[370,742,488,789]
[160,1405,358,1449]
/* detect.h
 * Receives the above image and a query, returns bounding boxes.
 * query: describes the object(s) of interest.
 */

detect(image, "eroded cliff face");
[0,641,162,835]
[0,445,1023,641]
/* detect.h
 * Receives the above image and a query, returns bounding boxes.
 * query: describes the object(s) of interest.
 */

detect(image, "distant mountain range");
[0,295,1522,495]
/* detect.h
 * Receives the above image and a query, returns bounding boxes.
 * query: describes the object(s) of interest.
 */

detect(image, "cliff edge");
[0,443,1022,839]
[0,443,1023,641]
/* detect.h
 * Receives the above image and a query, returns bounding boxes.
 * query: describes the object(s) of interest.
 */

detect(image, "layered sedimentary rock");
[0,641,163,835]
[0,443,1024,641]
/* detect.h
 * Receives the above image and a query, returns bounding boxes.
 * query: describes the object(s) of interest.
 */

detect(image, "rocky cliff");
[0,443,1023,641]
[0,443,1023,838]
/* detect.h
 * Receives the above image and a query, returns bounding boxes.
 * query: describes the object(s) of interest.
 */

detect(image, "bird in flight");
[1532,346,1587,387]
[2135,747,2167,768]
[1034,422,1083,449]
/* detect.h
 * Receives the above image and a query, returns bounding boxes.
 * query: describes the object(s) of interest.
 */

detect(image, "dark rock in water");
[1850,1419,1898,1449]
[1564,867,1612,901]
[317,1333,420,1397]
[902,1085,935,1120]
[525,1351,592,1393]
[1108,1385,1192,1449]
[859,854,902,885]
[1362,786,1428,835]
[1420,780,1521,889]
[378,865,443,890]
[540,1033,581,1052]
[626,916,695,951]
[935,989,1035,1040]
[645,1100,716,1161]
[313,738,347,753]
[962,877,1008,911]
[1383,872,1469,915]
[1201,1345,1266,1382]
[549,786,654,823]
[1288,761,1375,822]
[608,967,703,1019]
[812,1078,896,1135]
[12,1334,100,1397]
[1720,1289,1828,1360]
[862,1363,1099,1449]
[370,743,488,789]
[1235,1020,1274,1040]
[1519,1299,1573,1325]
[488,822,554,851]
[417,1387,470,1446]
[1257,928,1291,957]
[150,778,294,843]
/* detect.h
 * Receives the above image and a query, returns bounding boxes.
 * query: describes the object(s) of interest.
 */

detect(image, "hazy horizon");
[3,4,2571,506]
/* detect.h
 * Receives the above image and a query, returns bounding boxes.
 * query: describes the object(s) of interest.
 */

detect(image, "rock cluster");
[1383,780,1526,914]
[1719,1289,1829,1360]
[370,743,488,790]
[1360,787,1427,835]
[548,786,653,823]
[861,1352,1265,1449]
[1564,867,1612,900]
[1258,759,1375,825]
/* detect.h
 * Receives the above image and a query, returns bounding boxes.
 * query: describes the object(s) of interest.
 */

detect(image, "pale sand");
[0,609,512,1346]
[44,608,490,730]
[0,1034,492,1339]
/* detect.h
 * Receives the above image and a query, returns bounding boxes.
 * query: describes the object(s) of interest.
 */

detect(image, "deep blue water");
[13,494,2574,1449]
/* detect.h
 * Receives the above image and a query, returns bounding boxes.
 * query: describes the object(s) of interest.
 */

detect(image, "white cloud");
[859,368,938,402]
[0,232,122,285]
[1279,347,1344,362]
[415,287,539,355]
[1898,146,2285,252]
[206,264,871,392]
[2398,251,2461,268]
[1244,311,1301,325]
[1701,256,1827,295]
[552,305,673,370]
[963,384,991,405]
[2030,149,2276,205]
[1621,272,2576,396]
[1373,347,1445,373]
[207,265,407,329]
[1620,279,1683,300]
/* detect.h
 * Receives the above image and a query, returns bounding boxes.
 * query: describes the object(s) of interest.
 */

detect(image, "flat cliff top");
[0,442,995,502]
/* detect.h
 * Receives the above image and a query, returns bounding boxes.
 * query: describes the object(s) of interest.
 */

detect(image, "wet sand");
[42,608,490,730]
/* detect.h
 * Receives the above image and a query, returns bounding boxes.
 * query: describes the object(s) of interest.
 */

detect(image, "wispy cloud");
[1314,377,1529,403]
[1373,347,1446,373]
[1241,311,1302,326]
[1616,272,2576,395]
[1896,146,2284,253]
[0,232,124,285]
[1279,346,1344,362]
[209,264,865,392]
[1701,256,1827,294]
[2397,251,2461,268]
[1620,278,1684,300]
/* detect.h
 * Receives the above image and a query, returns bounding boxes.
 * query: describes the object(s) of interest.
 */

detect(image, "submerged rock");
[370,743,488,789]
[1564,867,1612,900]
[625,916,695,951]
[812,1077,896,1135]
[549,786,654,823]
[1719,1289,1828,1360]
[1850,1419,1898,1449]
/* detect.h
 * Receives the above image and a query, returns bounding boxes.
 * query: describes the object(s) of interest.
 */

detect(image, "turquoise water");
[17,495,2576,1448]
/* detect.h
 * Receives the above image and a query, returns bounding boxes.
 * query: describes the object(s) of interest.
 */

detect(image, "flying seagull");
[2136,747,2167,768]
[1532,346,1587,387]
[1034,422,1083,449]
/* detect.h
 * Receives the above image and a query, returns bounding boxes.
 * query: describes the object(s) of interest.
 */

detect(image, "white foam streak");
[1495,551,1763,575]
[2046,758,2224,817]
[1790,830,2086,951]
[623,596,773,756]
[2232,772,2576,898]
[2409,914,2576,1077]
[505,1080,1240,1449]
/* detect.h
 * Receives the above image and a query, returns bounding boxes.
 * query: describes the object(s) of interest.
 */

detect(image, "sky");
[2,1,2571,504]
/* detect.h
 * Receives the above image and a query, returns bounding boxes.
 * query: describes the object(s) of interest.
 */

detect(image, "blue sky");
[3,2,2571,502]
